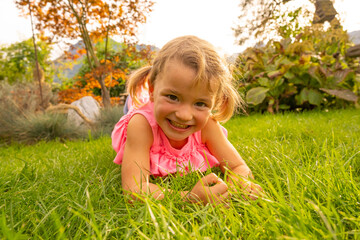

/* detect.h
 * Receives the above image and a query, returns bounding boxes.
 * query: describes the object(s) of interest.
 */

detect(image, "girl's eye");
[166,95,178,101]
[195,102,207,108]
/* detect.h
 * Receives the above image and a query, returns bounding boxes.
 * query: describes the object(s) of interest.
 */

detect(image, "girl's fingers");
[244,183,264,200]
[201,173,222,186]
[208,187,230,205]
[209,180,228,195]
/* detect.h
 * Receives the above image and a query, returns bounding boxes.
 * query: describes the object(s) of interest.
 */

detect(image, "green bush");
[0,108,88,145]
[235,19,360,113]
[93,105,124,138]
[0,38,53,84]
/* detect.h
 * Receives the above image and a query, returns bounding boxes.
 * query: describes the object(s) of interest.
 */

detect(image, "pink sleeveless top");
[111,102,226,177]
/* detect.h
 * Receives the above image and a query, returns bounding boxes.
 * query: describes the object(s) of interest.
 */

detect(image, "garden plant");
[235,10,360,113]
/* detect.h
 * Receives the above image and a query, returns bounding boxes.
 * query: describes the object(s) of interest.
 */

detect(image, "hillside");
[349,30,360,44]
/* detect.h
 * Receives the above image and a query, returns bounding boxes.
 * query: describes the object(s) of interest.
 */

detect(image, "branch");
[46,103,96,127]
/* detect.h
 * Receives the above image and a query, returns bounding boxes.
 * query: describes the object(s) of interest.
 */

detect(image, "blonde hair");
[127,35,244,122]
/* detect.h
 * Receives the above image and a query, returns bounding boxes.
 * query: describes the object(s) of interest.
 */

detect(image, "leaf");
[320,88,359,102]
[284,71,295,80]
[308,89,323,106]
[246,87,269,105]
[308,66,328,87]
[274,78,285,88]
[333,69,353,84]
[258,77,270,87]
[298,88,323,106]
[273,41,283,52]
[275,57,292,68]
[268,70,283,79]
[298,88,310,104]
[299,54,311,65]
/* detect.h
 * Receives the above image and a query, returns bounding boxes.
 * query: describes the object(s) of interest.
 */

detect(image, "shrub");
[0,81,126,144]
[92,105,124,138]
[0,82,87,144]
[0,107,88,145]
[235,19,360,113]
[0,81,58,113]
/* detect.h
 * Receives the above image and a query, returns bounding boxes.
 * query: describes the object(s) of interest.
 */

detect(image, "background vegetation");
[0,38,53,84]
[235,7,360,113]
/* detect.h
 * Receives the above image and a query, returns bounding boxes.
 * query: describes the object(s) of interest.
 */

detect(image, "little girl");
[112,36,262,205]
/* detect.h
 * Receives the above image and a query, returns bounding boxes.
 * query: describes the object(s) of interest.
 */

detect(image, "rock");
[68,96,100,127]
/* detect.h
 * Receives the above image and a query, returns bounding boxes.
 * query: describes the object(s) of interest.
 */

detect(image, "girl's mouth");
[168,119,190,129]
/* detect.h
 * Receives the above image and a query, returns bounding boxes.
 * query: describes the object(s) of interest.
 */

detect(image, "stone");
[68,96,100,127]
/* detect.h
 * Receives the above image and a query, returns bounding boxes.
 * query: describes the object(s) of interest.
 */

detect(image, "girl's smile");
[150,59,214,149]
[168,119,190,130]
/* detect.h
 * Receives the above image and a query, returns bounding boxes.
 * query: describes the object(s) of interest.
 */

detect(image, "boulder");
[68,96,100,127]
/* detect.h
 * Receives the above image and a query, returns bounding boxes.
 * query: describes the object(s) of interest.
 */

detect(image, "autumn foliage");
[58,43,155,106]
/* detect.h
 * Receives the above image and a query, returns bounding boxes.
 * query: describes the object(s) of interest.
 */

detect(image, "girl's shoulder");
[111,102,156,164]
[126,113,153,147]
[117,101,157,131]
[129,102,157,127]
[131,102,157,127]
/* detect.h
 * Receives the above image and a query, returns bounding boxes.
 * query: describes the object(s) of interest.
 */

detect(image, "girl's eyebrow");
[161,88,179,94]
[197,97,212,103]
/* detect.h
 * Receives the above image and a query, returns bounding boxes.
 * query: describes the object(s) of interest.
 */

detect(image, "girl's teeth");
[170,120,188,129]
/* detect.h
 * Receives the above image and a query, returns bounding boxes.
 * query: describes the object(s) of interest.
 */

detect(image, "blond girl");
[112,35,262,205]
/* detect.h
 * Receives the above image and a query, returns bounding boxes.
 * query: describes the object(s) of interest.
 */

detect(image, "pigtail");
[127,66,152,108]
[212,73,245,123]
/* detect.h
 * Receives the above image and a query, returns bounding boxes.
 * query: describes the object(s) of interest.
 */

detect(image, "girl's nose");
[175,105,193,122]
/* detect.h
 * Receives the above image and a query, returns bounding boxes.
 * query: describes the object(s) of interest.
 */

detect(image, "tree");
[58,41,155,105]
[15,0,154,108]
[233,0,327,46]
[0,38,53,84]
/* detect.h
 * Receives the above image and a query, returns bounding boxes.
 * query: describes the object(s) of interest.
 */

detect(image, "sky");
[1,0,360,58]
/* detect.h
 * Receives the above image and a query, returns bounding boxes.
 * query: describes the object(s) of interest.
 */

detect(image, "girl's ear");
[149,85,154,102]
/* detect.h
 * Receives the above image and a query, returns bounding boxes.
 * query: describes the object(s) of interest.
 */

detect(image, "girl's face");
[150,59,214,149]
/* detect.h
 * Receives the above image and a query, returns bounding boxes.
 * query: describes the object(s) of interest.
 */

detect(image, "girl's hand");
[227,174,263,200]
[186,173,229,205]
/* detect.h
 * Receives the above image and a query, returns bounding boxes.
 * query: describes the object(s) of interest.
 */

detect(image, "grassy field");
[1,109,360,239]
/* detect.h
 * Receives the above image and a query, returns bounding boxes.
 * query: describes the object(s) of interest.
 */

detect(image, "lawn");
[1,109,360,239]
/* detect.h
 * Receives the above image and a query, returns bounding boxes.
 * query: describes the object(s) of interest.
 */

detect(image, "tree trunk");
[99,76,111,108]
[70,1,112,108]
[28,1,44,110]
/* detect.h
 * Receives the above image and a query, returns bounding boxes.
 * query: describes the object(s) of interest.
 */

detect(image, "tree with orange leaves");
[58,42,155,106]
[15,0,154,108]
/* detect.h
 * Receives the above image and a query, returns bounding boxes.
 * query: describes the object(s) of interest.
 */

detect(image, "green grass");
[1,108,360,239]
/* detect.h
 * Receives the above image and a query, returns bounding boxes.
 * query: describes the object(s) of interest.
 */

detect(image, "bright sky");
[1,0,359,57]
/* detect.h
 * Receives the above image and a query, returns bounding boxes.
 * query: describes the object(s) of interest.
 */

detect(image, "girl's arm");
[202,118,262,197]
[202,118,251,176]
[121,114,229,204]
[121,114,163,198]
